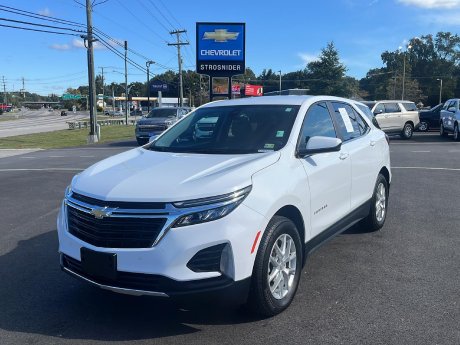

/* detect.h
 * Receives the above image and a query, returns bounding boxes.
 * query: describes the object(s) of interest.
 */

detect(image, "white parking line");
[19,156,36,159]
[79,155,95,158]
[393,166,460,171]
[0,168,83,172]
[49,155,65,158]
[411,151,431,153]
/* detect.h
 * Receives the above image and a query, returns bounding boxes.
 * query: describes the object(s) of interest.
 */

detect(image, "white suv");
[57,96,391,316]
[363,101,420,139]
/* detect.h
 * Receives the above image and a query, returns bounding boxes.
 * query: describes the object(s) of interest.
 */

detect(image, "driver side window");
[298,102,336,147]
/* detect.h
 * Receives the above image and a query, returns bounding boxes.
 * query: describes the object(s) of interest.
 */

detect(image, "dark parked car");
[60,110,67,116]
[418,103,443,131]
[130,109,143,116]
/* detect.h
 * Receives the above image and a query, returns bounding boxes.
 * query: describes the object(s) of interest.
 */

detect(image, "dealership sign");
[245,84,263,96]
[196,22,245,77]
[150,80,169,92]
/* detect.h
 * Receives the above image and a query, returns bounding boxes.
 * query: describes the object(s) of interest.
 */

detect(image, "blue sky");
[1,0,459,95]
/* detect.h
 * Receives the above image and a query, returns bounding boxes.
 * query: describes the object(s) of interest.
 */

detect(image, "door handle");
[370,140,376,147]
[339,152,349,160]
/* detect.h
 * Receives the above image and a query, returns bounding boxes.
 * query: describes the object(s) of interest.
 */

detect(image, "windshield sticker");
[264,143,275,149]
[258,149,273,153]
[276,130,284,138]
[338,108,355,133]
[285,108,292,112]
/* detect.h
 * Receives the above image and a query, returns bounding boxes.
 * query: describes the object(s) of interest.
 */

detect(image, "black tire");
[136,138,147,146]
[419,121,428,132]
[440,122,448,137]
[246,216,302,317]
[454,124,460,141]
[401,123,413,139]
[361,174,389,231]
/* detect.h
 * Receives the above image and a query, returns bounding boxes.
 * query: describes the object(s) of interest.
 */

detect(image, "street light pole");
[146,60,154,113]
[278,70,282,94]
[437,78,443,104]
[401,44,412,101]
[124,40,129,125]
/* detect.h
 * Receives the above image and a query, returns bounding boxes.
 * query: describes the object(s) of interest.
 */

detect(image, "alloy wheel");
[375,182,386,223]
[267,234,297,300]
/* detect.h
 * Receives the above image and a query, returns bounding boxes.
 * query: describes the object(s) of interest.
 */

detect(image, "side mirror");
[297,136,342,157]
[374,109,383,116]
[448,107,456,113]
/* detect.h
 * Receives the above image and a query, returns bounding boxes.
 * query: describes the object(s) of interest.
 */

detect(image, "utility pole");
[146,60,154,113]
[124,40,129,125]
[168,30,189,107]
[99,67,104,112]
[437,78,443,104]
[85,0,98,142]
[21,77,25,98]
[278,70,282,94]
[2,76,6,105]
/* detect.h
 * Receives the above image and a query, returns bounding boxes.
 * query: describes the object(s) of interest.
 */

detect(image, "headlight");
[165,120,174,127]
[65,185,72,197]
[172,186,251,227]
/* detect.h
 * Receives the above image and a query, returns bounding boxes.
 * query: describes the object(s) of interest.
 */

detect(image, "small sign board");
[150,80,169,92]
[245,84,263,97]
[62,94,82,100]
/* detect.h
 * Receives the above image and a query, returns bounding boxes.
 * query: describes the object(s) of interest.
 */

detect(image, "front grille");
[62,254,232,294]
[187,244,226,273]
[67,206,167,248]
[138,125,167,131]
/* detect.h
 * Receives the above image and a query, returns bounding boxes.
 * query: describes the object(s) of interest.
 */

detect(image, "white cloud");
[397,0,460,8]
[49,43,71,51]
[422,11,460,24]
[37,8,51,16]
[298,53,319,66]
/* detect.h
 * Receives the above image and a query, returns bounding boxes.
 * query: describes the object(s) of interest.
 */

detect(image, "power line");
[134,0,171,33]
[0,23,80,36]
[0,17,85,33]
[158,0,182,28]
[0,5,85,27]
[146,0,175,30]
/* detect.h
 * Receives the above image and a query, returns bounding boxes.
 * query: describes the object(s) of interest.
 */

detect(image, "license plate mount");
[80,247,117,281]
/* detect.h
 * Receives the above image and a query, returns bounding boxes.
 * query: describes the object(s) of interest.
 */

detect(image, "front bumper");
[57,197,267,298]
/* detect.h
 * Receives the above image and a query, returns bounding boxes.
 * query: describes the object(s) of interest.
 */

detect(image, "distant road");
[0,109,88,138]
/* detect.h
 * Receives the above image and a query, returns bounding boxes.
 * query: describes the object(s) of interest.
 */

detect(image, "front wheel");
[401,123,414,139]
[454,124,460,141]
[419,121,428,131]
[440,122,448,137]
[361,174,389,231]
[246,216,302,317]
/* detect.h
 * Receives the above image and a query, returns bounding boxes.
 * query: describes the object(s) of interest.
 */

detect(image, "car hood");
[72,148,280,202]
[137,117,175,125]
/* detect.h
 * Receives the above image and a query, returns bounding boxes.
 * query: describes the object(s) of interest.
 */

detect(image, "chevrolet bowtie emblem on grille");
[203,29,239,42]
[90,206,113,219]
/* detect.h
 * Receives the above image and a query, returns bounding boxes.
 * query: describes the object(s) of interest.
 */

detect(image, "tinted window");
[147,108,178,118]
[298,103,336,146]
[332,102,364,141]
[150,105,299,154]
[356,104,374,120]
[402,102,417,111]
[374,103,385,114]
[384,103,401,113]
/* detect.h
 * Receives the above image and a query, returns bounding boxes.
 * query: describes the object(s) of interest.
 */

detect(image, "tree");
[306,42,352,97]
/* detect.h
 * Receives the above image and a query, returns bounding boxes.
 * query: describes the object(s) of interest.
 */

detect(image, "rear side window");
[402,103,417,111]
[298,102,336,146]
[374,103,385,114]
[384,103,401,113]
[331,102,366,141]
[356,104,374,120]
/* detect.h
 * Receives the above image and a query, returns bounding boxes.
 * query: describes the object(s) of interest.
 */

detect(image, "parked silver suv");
[135,107,192,145]
[362,101,420,139]
[440,99,460,141]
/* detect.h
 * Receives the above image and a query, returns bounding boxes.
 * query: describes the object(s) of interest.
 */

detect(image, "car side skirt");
[304,199,371,258]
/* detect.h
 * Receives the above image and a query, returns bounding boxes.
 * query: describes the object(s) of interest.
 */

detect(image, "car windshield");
[146,108,177,118]
[148,105,300,154]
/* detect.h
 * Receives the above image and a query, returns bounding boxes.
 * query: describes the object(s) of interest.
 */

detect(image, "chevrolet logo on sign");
[203,29,239,42]
[90,206,115,219]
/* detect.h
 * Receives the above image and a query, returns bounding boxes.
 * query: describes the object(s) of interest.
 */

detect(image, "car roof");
[201,95,364,108]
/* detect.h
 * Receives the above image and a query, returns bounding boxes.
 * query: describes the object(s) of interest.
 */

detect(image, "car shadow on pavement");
[0,230,259,342]
[389,132,454,143]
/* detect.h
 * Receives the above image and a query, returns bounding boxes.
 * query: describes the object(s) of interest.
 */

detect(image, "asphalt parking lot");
[0,132,459,345]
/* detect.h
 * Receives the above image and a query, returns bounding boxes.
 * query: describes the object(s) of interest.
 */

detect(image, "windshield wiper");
[188,148,260,154]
